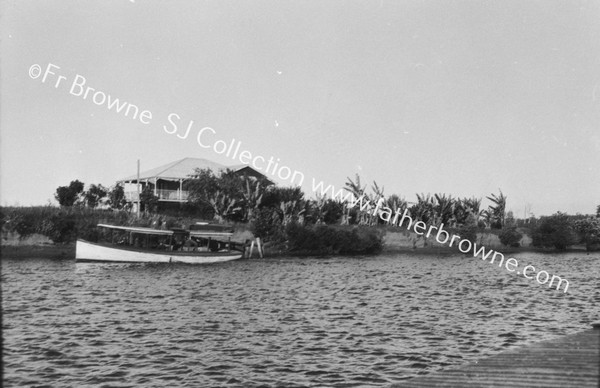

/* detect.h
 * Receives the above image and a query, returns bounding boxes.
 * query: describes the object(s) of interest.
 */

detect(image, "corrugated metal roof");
[118,157,253,182]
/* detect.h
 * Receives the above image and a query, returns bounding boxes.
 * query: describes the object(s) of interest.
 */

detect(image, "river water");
[2,252,599,387]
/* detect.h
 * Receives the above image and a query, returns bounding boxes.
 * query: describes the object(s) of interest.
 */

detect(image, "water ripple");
[2,252,599,387]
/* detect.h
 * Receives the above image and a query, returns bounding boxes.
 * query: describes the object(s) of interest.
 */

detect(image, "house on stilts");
[118,157,270,213]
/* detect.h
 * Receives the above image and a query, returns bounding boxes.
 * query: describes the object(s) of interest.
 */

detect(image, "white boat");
[76,223,243,264]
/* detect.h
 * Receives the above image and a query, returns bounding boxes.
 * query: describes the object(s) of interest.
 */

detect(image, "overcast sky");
[1,0,599,216]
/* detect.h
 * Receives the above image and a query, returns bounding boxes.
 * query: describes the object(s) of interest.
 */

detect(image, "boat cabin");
[97,223,234,253]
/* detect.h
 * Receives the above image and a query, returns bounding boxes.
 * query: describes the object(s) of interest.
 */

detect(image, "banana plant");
[486,190,507,229]
[433,193,454,226]
[344,174,369,225]
[241,176,264,222]
[209,190,242,223]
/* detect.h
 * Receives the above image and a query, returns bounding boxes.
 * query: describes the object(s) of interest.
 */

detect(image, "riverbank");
[381,229,592,256]
[2,229,585,260]
[2,244,75,259]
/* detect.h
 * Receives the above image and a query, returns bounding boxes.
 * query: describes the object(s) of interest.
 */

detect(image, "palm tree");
[344,174,369,225]
[481,209,494,229]
[279,199,306,225]
[312,193,328,224]
[186,168,244,223]
[486,190,507,229]
[463,197,482,218]
[454,197,482,227]
[208,190,241,223]
[241,175,264,222]
[385,194,407,224]
[405,193,436,247]
[369,180,385,225]
[410,193,435,224]
[433,193,454,226]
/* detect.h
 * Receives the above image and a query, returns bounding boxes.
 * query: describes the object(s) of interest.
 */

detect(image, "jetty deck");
[392,324,600,388]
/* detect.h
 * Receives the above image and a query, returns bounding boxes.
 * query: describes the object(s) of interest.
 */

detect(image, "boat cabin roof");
[97,223,233,238]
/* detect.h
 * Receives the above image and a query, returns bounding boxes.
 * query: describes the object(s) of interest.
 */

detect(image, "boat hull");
[76,240,242,264]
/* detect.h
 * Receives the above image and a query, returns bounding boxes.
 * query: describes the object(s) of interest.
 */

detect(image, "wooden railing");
[125,190,189,202]
[156,189,189,201]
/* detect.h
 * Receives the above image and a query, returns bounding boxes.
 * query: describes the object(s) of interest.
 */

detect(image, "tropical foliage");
[108,184,128,210]
[344,174,368,225]
[532,212,579,250]
[285,223,383,255]
[55,180,84,207]
[185,168,271,223]
[484,190,507,229]
[499,226,523,247]
[574,217,600,251]
[10,172,597,256]
[55,180,124,209]
[139,185,159,214]
[1,206,129,243]
[83,184,108,208]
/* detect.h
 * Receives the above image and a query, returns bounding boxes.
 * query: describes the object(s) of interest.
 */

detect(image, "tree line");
[54,180,128,210]
[13,170,599,252]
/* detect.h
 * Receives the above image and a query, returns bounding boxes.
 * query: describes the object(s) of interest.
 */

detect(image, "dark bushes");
[2,205,384,256]
[1,206,57,239]
[456,224,478,244]
[45,214,78,243]
[1,206,133,244]
[251,207,284,242]
[499,227,523,247]
[532,212,578,250]
[285,223,383,255]
[574,218,600,251]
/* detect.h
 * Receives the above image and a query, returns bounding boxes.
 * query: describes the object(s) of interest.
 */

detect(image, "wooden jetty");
[392,324,600,388]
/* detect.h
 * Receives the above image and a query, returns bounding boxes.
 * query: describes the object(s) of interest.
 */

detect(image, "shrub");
[0,206,136,244]
[251,207,284,242]
[2,207,53,238]
[349,227,384,254]
[139,186,159,213]
[532,212,578,250]
[457,224,478,244]
[321,199,344,224]
[108,185,127,210]
[46,213,78,243]
[13,214,37,238]
[456,213,479,244]
[285,223,383,255]
[499,226,523,247]
[574,218,600,251]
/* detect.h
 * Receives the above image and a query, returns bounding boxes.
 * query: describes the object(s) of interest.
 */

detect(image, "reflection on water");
[2,252,599,387]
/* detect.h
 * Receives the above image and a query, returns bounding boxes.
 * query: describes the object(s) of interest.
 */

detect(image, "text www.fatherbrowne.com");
[320,187,570,293]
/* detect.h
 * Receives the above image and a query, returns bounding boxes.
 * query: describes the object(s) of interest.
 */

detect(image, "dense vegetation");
[2,171,599,254]
[2,206,153,244]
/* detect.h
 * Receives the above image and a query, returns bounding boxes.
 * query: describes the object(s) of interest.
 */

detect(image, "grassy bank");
[381,227,591,256]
